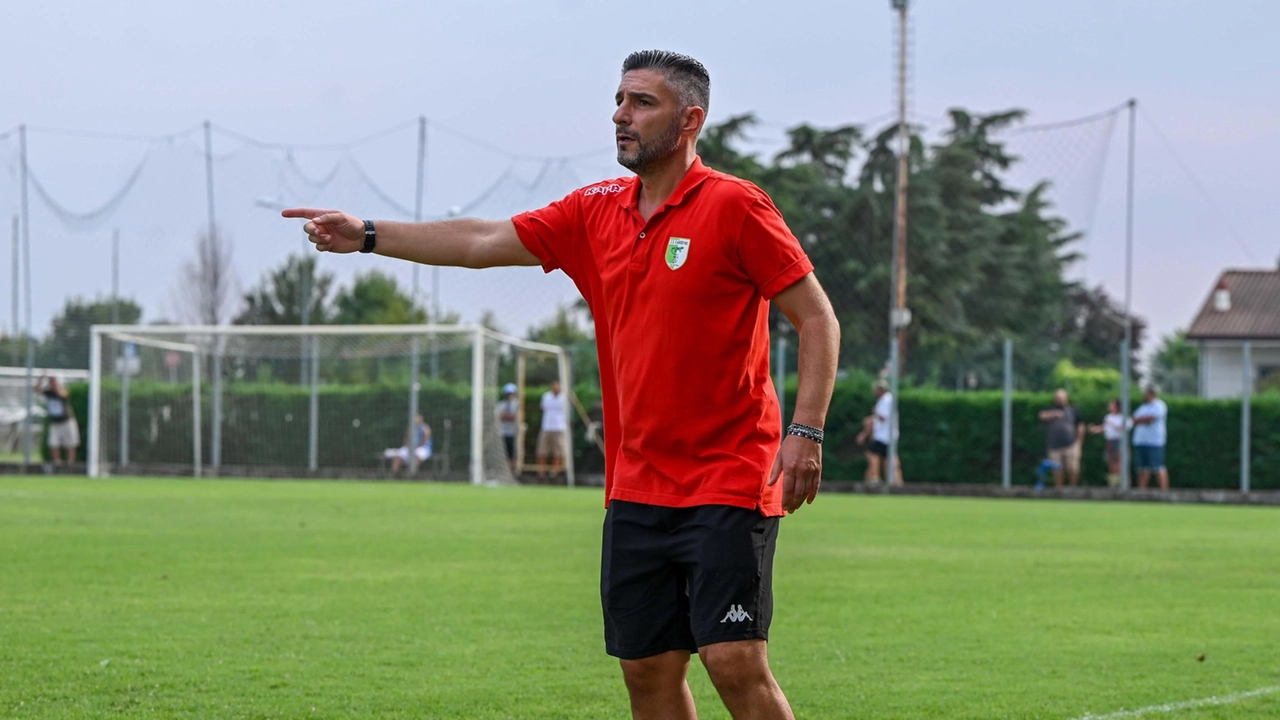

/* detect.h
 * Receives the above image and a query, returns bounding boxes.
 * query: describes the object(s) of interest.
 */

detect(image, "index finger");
[281,208,337,220]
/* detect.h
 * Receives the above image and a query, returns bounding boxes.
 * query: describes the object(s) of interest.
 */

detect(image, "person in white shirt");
[855,380,902,485]
[536,380,568,480]
[1132,386,1170,490]
[1088,398,1129,488]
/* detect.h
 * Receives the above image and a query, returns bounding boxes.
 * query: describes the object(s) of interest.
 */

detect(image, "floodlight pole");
[886,0,910,486]
[1119,99,1136,491]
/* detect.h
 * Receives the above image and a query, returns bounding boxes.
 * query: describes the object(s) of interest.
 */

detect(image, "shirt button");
[639,232,646,238]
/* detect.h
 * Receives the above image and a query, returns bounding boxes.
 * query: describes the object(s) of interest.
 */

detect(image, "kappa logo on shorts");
[719,604,753,623]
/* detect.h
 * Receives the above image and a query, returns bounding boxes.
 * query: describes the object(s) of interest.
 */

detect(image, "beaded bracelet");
[786,423,824,445]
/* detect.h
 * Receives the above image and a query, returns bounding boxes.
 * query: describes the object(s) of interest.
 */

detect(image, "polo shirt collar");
[619,156,713,214]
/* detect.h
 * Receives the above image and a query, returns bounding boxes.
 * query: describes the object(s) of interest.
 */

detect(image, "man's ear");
[683,106,706,137]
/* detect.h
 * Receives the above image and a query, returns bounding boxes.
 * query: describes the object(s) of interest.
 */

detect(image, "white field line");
[1072,685,1280,720]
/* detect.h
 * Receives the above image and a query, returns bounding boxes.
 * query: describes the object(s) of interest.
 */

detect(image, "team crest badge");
[665,238,691,270]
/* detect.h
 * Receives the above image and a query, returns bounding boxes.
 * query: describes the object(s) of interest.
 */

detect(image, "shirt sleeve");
[737,197,815,300]
[511,190,584,277]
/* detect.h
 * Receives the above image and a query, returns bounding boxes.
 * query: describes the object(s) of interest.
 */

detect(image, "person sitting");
[388,414,432,473]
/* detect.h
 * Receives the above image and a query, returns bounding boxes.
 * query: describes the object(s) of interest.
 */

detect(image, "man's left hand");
[767,434,823,514]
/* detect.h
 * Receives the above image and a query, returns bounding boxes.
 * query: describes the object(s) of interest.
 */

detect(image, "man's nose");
[612,103,629,127]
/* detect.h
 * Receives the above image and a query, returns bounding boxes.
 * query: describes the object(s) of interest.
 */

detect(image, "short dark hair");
[621,50,710,116]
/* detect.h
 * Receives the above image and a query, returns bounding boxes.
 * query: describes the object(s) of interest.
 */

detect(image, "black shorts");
[869,440,888,458]
[600,500,778,660]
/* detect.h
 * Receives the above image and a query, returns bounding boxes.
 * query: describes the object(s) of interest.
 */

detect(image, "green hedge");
[811,379,1280,489]
[57,381,1278,489]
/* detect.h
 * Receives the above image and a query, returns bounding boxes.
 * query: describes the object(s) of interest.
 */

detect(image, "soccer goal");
[87,324,572,485]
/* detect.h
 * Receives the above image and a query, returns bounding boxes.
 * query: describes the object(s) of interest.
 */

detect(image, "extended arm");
[766,273,840,513]
[282,209,541,269]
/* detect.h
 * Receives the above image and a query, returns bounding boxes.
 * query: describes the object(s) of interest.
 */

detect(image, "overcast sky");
[2,0,1276,362]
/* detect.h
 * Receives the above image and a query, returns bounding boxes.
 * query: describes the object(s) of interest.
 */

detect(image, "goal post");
[88,324,571,485]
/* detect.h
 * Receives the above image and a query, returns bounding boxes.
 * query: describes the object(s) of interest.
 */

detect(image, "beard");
[617,114,683,173]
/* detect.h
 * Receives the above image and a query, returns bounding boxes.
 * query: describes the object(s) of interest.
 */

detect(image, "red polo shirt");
[512,157,813,516]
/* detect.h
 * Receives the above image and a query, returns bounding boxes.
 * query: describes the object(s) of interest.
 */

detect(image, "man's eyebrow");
[618,90,661,102]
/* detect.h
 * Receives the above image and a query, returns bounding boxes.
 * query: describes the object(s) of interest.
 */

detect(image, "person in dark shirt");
[1037,389,1084,487]
[37,376,80,465]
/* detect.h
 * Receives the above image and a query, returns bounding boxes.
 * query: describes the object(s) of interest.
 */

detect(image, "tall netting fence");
[89,325,569,484]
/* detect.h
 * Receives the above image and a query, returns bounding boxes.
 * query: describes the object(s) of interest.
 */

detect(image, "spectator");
[496,383,520,473]
[855,380,901,485]
[1132,386,1170,490]
[537,380,568,480]
[1088,399,1128,488]
[1037,389,1084,487]
[37,376,79,466]
[390,414,432,473]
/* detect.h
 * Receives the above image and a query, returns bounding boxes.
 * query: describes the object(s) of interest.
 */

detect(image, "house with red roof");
[1186,268,1280,398]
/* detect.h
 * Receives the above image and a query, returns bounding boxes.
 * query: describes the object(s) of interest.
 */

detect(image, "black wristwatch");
[360,219,377,253]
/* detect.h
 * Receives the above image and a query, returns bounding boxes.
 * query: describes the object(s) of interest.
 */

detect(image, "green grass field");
[1,478,1278,719]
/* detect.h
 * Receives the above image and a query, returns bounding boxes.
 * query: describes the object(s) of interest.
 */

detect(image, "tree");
[176,228,237,325]
[1150,329,1198,396]
[235,255,335,326]
[38,297,142,369]
[698,108,1142,390]
[527,304,597,388]
[332,270,428,325]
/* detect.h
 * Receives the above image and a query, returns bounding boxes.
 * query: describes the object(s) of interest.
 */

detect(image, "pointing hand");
[281,208,365,254]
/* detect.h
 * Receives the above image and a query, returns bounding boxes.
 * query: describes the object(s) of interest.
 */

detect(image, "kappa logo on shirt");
[582,183,625,197]
[719,604,753,623]
[665,238,690,270]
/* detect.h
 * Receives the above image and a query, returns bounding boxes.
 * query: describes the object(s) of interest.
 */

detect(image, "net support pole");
[516,352,527,474]
[11,215,20,352]
[88,329,103,478]
[1241,341,1252,493]
[120,342,131,469]
[1119,99,1137,492]
[409,117,426,453]
[1001,338,1013,489]
[192,351,202,478]
[470,328,485,485]
[560,348,575,488]
[211,338,222,469]
[308,335,319,472]
[19,124,35,469]
[408,335,421,470]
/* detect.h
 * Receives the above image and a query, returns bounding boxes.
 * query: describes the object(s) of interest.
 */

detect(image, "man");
[390,414,432,473]
[855,380,902,485]
[1037,389,1083,488]
[537,379,568,480]
[496,383,520,474]
[1132,385,1170,490]
[284,50,839,719]
[37,376,80,466]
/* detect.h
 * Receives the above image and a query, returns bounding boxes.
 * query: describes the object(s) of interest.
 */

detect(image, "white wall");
[1200,341,1280,398]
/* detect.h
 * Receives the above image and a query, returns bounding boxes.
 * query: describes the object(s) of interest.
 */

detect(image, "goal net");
[87,324,571,484]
